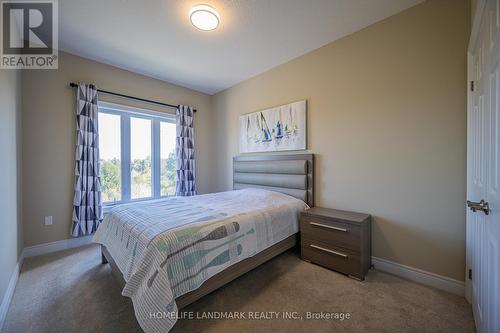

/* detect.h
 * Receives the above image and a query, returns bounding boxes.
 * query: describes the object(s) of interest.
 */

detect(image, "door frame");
[466,0,487,304]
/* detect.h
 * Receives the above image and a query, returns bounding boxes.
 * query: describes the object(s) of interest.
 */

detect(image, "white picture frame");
[239,100,307,153]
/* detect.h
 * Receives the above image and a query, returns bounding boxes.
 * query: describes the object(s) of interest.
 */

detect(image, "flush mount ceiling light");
[189,4,220,31]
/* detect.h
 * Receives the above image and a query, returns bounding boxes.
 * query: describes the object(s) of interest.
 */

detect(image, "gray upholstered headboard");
[233,154,314,207]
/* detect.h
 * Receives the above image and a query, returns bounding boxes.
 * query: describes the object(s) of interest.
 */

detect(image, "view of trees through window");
[160,121,176,196]
[160,152,176,195]
[99,112,121,202]
[100,158,121,202]
[131,117,152,199]
[100,153,176,202]
[98,109,176,203]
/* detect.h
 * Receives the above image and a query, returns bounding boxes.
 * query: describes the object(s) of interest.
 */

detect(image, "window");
[98,102,176,206]
[160,122,177,196]
[130,117,152,199]
[98,113,122,202]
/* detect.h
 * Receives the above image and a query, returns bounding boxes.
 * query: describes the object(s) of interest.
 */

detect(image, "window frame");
[98,101,176,209]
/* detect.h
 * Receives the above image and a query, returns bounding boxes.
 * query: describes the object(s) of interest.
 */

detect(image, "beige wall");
[0,70,23,305]
[22,52,214,247]
[212,0,470,281]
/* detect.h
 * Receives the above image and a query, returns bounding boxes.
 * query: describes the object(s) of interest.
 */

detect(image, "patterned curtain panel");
[175,105,197,196]
[71,84,103,237]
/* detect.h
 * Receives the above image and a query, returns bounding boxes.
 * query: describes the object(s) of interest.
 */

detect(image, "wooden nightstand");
[300,207,371,280]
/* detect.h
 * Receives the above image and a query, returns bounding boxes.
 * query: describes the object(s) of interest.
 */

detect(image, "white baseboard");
[0,252,24,332]
[23,235,93,258]
[372,256,465,296]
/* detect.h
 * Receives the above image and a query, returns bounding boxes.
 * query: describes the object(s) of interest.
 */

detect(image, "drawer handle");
[310,244,348,258]
[310,222,347,233]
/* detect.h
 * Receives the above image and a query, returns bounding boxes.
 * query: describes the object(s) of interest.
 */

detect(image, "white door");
[467,1,500,332]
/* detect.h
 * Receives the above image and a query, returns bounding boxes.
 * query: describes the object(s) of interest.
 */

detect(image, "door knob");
[467,199,491,215]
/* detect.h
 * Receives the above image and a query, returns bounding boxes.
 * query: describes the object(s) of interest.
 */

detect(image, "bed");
[93,153,314,333]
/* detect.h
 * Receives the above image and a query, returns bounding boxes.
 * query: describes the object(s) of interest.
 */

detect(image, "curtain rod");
[68,82,197,112]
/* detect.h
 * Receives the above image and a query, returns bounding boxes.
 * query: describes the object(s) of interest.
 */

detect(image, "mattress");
[92,188,308,333]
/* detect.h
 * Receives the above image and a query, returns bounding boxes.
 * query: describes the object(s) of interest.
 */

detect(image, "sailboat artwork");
[240,100,306,153]
[260,112,272,142]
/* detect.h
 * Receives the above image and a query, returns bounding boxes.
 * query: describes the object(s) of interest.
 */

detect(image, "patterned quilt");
[92,188,308,333]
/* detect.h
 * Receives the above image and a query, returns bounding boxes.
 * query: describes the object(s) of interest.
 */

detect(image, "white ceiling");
[59,0,424,95]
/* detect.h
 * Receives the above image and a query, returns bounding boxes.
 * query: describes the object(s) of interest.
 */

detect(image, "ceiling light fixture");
[189,4,220,31]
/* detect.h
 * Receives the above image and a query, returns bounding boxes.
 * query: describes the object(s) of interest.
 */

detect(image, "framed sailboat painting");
[239,100,307,153]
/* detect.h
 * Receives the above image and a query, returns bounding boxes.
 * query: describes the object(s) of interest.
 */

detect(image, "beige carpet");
[3,244,474,333]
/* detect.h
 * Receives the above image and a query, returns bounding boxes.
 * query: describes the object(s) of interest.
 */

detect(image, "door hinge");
[469,269,472,280]
[470,81,475,92]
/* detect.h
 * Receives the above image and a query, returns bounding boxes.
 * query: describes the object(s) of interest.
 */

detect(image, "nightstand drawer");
[300,216,361,251]
[301,238,362,279]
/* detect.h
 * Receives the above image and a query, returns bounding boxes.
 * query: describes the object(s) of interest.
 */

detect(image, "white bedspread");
[92,188,308,333]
